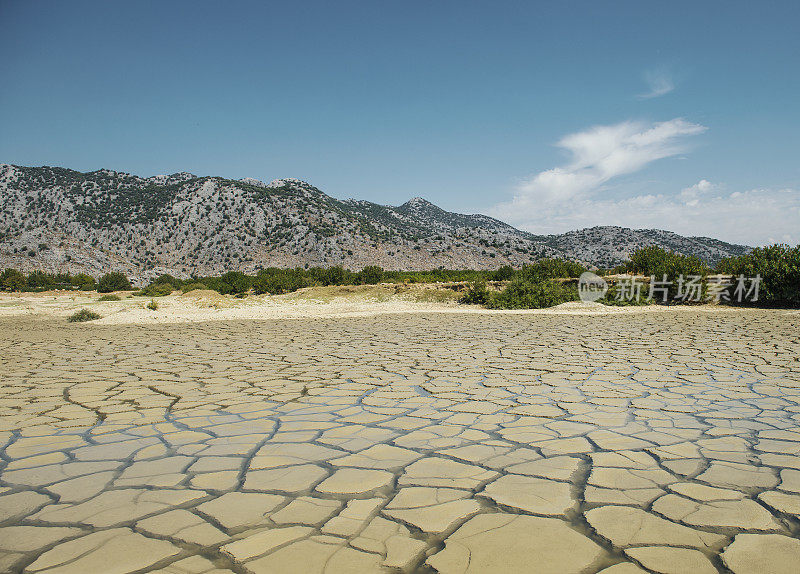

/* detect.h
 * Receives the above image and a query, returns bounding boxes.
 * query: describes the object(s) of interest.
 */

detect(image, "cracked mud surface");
[1,309,799,573]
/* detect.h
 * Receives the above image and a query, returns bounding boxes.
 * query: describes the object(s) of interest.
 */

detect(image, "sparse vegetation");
[488,277,577,309]
[138,282,174,297]
[98,272,132,293]
[6,244,797,309]
[628,245,707,278]
[624,246,708,302]
[146,299,158,310]
[1,268,26,291]
[68,309,101,322]
[491,265,515,281]
[201,271,251,295]
[252,268,307,295]
[459,280,491,305]
[358,265,384,284]
[71,273,97,291]
[716,244,800,308]
[456,259,584,309]
[0,268,97,292]
[181,282,208,293]
[98,294,120,301]
[519,258,586,280]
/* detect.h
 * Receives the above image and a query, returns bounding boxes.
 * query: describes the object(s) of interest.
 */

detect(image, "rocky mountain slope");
[0,164,750,282]
[540,226,751,269]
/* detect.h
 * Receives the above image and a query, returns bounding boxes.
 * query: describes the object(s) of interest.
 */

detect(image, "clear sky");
[1,1,798,245]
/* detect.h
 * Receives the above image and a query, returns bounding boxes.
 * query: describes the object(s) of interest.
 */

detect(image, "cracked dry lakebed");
[1,309,799,573]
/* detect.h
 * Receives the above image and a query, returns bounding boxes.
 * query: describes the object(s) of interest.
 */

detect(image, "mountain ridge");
[0,164,750,283]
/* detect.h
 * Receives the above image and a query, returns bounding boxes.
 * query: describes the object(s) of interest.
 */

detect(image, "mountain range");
[0,164,750,282]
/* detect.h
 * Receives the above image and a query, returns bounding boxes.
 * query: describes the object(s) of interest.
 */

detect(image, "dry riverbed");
[1,301,799,573]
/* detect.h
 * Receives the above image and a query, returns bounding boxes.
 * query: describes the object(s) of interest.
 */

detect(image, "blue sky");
[1,1,798,245]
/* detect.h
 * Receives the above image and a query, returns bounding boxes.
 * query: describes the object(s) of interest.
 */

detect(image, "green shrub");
[181,282,208,293]
[2,270,97,292]
[196,276,222,293]
[68,309,101,322]
[98,294,121,301]
[252,268,306,295]
[5,262,593,300]
[98,272,132,293]
[629,246,706,277]
[316,266,353,286]
[491,265,515,281]
[218,271,251,295]
[1,268,26,291]
[519,259,587,282]
[716,244,800,308]
[139,282,174,297]
[488,278,577,309]
[459,280,491,305]
[599,282,653,306]
[71,273,97,291]
[152,274,182,288]
[627,246,707,301]
[146,299,158,310]
[195,273,246,295]
[26,270,55,290]
[358,265,384,285]
[138,274,184,296]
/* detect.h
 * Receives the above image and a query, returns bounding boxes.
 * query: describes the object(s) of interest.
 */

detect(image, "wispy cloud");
[637,68,675,99]
[511,118,706,204]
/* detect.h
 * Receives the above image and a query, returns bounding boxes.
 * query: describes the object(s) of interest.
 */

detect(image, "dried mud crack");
[1,309,799,573]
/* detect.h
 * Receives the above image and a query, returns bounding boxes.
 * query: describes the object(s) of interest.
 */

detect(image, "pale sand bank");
[2,285,787,325]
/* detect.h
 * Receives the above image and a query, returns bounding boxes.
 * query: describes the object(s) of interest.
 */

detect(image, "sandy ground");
[1,304,799,573]
[0,286,782,325]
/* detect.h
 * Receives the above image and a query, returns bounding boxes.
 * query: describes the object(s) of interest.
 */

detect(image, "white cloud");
[679,179,716,207]
[510,118,706,204]
[493,181,800,247]
[491,119,798,246]
[637,68,675,99]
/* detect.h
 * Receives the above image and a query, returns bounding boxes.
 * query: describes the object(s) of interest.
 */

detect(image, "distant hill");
[0,164,750,282]
[540,226,751,269]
